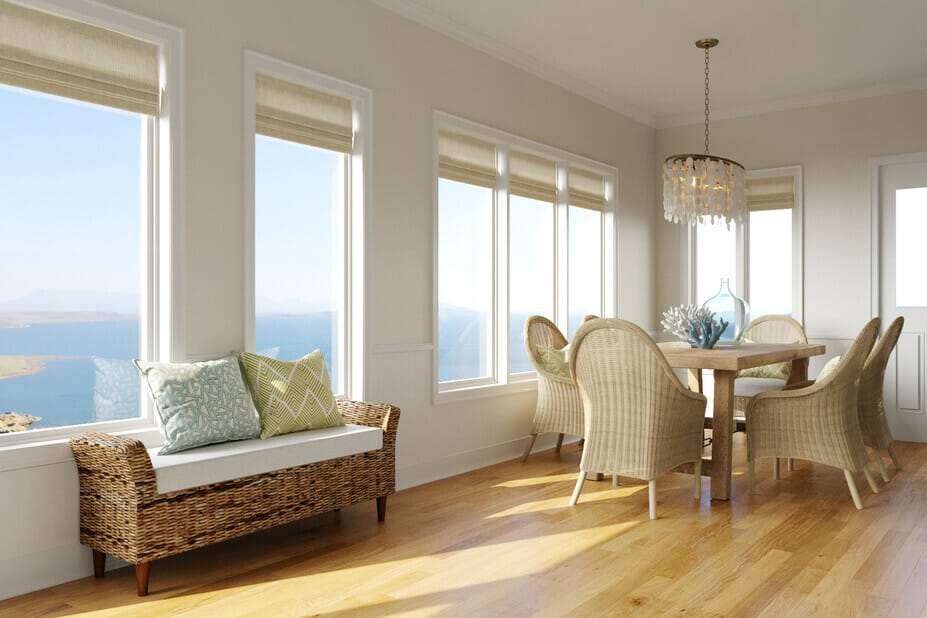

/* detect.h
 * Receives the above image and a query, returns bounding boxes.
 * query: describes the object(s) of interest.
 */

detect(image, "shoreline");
[0,355,59,380]
[0,312,138,329]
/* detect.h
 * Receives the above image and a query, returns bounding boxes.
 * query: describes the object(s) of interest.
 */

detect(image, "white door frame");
[869,151,927,319]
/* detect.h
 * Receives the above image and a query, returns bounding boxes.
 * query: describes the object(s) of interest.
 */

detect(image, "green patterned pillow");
[536,344,570,378]
[238,349,344,439]
[135,355,261,455]
[818,355,843,381]
[737,338,797,380]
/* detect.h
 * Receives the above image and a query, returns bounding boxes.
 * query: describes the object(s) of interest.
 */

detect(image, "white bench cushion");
[734,377,787,400]
[147,424,383,495]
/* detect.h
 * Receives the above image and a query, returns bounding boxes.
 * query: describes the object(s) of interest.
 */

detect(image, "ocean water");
[0,316,336,430]
[0,310,582,430]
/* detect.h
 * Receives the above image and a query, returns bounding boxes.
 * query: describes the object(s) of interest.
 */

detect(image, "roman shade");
[0,0,159,115]
[255,73,354,153]
[438,130,496,188]
[568,168,607,211]
[746,175,794,211]
[509,150,556,202]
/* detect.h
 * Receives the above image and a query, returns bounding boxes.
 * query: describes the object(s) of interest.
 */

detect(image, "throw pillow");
[817,355,843,381]
[93,357,140,421]
[238,349,344,439]
[135,355,261,455]
[536,344,571,378]
[737,338,796,380]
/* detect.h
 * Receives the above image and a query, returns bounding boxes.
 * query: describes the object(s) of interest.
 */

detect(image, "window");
[0,1,179,443]
[434,113,616,398]
[245,53,368,399]
[690,166,802,321]
[895,187,927,307]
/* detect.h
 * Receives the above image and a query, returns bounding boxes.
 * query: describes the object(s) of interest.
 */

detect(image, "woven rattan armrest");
[70,431,159,503]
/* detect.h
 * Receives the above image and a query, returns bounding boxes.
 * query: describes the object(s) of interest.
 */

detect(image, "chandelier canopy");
[662,39,745,227]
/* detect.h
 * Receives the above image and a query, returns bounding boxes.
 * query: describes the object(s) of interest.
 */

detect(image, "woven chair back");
[817,318,880,390]
[745,314,808,344]
[524,316,568,374]
[857,317,904,448]
[569,318,704,479]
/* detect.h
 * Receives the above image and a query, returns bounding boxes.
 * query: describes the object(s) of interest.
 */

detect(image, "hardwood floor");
[3,435,927,617]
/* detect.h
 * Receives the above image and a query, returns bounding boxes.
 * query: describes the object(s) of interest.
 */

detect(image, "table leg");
[687,368,703,393]
[788,358,809,386]
[711,369,736,501]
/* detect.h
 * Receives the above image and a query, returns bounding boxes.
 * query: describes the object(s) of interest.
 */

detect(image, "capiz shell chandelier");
[662,39,745,226]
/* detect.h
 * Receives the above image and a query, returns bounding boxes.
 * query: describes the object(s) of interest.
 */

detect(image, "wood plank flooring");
[3,435,927,617]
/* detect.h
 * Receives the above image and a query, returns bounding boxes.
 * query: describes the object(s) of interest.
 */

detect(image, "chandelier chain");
[704,45,710,156]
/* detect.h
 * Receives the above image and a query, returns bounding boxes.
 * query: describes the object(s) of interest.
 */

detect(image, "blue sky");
[0,84,141,308]
[0,84,341,315]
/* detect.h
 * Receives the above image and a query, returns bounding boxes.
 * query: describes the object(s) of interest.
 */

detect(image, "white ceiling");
[374,0,927,128]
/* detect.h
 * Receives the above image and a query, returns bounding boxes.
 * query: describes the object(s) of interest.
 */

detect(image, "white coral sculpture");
[661,304,718,345]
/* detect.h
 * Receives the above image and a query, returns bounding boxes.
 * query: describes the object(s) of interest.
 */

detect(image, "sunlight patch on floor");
[486,484,648,518]
[492,472,580,488]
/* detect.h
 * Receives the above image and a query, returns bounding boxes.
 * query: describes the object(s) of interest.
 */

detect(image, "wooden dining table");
[657,341,825,500]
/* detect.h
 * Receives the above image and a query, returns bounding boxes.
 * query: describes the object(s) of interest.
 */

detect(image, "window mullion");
[555,164,569,336]
[495,145,510,383]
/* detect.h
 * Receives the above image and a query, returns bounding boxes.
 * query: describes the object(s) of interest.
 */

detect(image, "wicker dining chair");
[745,318,881,509]
[521,316,584,461]
[859,316,905,481]
[733,315,809,414]
[568,318,707,519]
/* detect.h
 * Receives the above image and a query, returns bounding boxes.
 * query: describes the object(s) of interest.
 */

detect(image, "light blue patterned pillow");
[135,355,261,454]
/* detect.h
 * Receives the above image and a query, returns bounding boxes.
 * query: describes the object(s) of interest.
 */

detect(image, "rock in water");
[0,412,41,433]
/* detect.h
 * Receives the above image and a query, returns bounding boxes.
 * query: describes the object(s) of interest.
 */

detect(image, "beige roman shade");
[509,150,556,202]
[255,73,353,153]
[438,130,496,188]
[568,168,606,210]
[746,175,794,211]
[0,0,159,115]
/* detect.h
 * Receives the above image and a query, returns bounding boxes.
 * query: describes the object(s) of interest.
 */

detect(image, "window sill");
[434,378,538,405]
[0,425,162,473]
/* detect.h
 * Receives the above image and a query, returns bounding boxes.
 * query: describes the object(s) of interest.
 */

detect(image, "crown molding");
[656,75,927,129]
[371,0,657,128]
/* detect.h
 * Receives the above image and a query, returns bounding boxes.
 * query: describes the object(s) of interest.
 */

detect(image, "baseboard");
[396,433,576,491]
[0,543,130,601]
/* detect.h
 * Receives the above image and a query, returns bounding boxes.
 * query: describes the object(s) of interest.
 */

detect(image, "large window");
[0,1,178,442]
[691,167,802,320]
[435,114,616,397]
[246,54,368,398]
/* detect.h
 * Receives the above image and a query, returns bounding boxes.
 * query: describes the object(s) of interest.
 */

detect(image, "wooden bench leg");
[376,496,387,522]
[92,550,105,578]
[136,562,150,596]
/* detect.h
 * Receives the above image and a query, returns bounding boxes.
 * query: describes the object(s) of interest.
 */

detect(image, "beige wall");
[656,89,927,339]
[1,0,657,599]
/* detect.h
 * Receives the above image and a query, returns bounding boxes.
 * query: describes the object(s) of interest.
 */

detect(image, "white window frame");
[0,0,184,459]
[686,165,803,323]
[433,111,618,403]
[243,51,369,401]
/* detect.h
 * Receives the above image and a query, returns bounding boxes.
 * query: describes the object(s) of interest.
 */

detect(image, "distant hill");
[0,290,140,314]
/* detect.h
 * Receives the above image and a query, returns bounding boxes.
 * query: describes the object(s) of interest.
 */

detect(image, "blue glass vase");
[702,278,750,346]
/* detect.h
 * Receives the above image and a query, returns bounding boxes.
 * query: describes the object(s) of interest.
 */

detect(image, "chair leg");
[578,438,584,449]
[520,434,538,463]
[748,459,755,494]
[554,433,565,453]
[888,445,902,470]
[787,458,795,471]
[693,457,702,500]
[876,453,890,482]
[774,458,781,480]
[569,471,586,505]
[648,480,657,520]
[135,562,150,596]
[92,550,105,578]
[862,466,880,494]
[376,496,387,522]
[612,474,619,487]
[844,470,864,510]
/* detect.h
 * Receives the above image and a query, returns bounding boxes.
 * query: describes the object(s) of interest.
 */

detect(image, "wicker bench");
[69,400,399,596]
